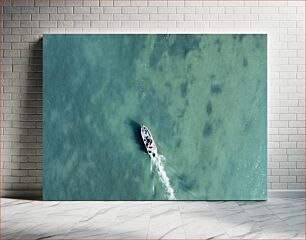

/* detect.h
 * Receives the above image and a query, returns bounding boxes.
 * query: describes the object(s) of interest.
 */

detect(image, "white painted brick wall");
[1,0,305,197]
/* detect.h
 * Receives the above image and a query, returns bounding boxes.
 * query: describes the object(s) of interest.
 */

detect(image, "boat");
[141,124,158,158]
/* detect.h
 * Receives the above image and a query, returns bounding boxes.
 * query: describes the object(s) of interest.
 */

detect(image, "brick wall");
[1,0,305,198]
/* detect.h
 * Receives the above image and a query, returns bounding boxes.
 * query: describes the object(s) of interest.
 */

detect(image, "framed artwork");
[43,34,267,200]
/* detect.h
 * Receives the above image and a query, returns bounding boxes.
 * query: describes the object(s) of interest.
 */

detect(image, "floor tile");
[2,198,304,240]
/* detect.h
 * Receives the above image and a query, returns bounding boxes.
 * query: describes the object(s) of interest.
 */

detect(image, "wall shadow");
[15,38,43,200]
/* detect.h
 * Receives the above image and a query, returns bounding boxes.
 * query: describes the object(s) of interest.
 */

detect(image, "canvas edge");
[1,190,304,200]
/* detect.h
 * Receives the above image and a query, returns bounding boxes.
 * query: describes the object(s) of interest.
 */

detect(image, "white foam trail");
[150,154,176,200]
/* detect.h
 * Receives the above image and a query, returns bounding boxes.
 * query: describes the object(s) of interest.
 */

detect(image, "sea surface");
[43,34,267,200]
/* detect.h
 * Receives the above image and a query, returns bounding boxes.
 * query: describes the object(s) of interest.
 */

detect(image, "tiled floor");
[2,198,305,239]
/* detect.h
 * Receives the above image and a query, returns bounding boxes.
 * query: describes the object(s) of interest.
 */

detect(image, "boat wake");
[150,154,176,200]
[140,124,176,200]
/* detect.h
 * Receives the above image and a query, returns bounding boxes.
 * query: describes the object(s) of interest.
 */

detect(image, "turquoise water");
[43,34,267,200]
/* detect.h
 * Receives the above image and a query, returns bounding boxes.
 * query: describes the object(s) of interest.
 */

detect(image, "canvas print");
[43,34,267,200]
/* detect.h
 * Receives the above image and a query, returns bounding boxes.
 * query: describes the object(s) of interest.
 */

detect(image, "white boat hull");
[140,124,158,158]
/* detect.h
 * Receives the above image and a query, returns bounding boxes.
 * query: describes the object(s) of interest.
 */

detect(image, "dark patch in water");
[203,122,213,137]
[177,173,197,190]
[180,82,188,98]
[239,35,245,42]
[149,35,169,68]
[127,119,147,153]
[210,74,216,79]
[185,99,189,106]
[176,139,182,147]
[187,64,192,72]
[214,38,222,52]
[243,57,248,67]
[206,101,212,115]
[190,77,196,84]
[211,84,222,94]
[169,35,201,58]
[165,82,172,88]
